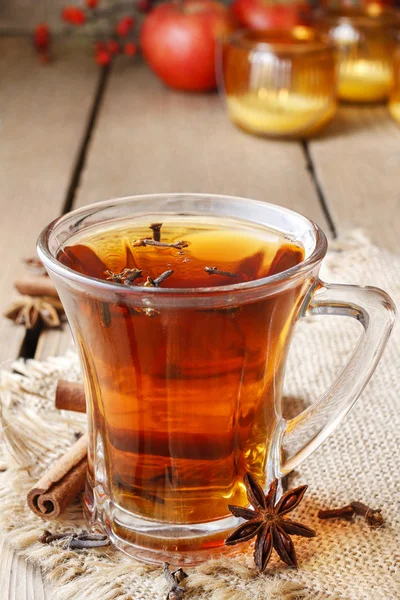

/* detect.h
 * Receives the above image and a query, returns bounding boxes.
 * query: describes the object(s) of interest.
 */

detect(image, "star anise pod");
[4,295,64,329]
[225,473,316,571]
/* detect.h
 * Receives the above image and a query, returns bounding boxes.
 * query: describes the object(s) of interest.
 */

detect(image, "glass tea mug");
[38,194,395,564]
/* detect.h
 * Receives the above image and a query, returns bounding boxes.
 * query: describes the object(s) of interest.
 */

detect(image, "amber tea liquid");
[58,217,306,524]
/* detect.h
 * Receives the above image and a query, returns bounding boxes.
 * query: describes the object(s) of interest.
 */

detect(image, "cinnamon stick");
[27,434,88,520]
[15,275,58,298]
[56,380,86,413]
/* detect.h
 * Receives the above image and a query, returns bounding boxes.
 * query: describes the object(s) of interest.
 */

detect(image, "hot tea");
[40,194,394,563]
[58,217,306,524]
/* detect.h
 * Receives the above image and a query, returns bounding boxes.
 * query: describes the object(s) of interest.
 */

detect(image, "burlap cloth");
[0,232,399,600]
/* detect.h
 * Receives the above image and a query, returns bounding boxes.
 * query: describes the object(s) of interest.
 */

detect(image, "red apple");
[231,0,310,30]
[140,0,235,92]
[320,0,396,6]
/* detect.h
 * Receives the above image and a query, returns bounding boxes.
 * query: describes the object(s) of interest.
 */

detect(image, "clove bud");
[318,501,384,528]
[163,562,188,599]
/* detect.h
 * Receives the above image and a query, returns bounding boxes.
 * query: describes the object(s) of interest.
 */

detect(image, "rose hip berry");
[96,49,111,66]
[124,42,137,56]
[34,23,50,51]
[62,6,86,25]
[116,16,135,36]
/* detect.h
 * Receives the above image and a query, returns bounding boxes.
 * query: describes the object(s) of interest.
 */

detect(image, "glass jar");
[219,27,337,139]
[388,41,400,123]
[316,4,399,103]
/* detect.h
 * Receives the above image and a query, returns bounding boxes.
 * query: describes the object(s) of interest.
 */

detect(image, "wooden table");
[1,36,399,599]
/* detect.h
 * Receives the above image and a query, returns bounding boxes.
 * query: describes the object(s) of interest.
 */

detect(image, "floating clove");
[105,268,143,285]
[150,222,162,242]
[143,270,174,288]
[204,266,237,278]
[133,239,188,249]
[153,270,174,287]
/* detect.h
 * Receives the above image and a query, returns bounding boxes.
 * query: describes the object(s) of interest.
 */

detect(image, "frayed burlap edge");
[0,353,314,600]
[0,230,390,600]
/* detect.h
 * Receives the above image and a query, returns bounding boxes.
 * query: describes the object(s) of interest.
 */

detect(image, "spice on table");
[204,266,237,277]
[15,274,58,298]
[4,296,64,329]
[55,380,86,413]
[162,562,188,599]
[225,473,316,571]
[318,501,384,528]
[39,529,109,549]
[27,434,88,520]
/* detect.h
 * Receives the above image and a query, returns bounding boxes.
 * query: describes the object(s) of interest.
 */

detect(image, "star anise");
[4,295,64,329]
[225,473,316,571]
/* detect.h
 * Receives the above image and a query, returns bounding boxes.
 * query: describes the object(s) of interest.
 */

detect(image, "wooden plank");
[0,537,50,600]
[0,37,99,365]
[0,36,99,599]
[0,0,65,33]
[35,325,74,361]
[308,105,400,251]
[74,62,328,231]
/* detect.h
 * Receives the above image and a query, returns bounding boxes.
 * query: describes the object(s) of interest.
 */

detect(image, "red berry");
[61,6,86,25]
[107,39,120,55]
[116,16,135,36]
[33,23,50,51]
[96,49,111,66]
[124,42,137,57]
[86,0,98,7]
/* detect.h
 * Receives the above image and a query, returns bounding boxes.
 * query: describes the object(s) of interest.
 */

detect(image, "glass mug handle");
[280,281,396,475]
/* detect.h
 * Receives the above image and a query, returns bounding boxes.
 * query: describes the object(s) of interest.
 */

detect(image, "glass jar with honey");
[220,27,337,139]
[388,39,400,123]
[315,4,399,103]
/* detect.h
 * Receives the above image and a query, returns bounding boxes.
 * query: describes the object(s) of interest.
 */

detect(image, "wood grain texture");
[35,326,74,361]
[0,37,98,365]
[0,0,69,33]
[0,537,50,599]
[0,36,99,600]
[308,106,400,251]
[74,62,328,231]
